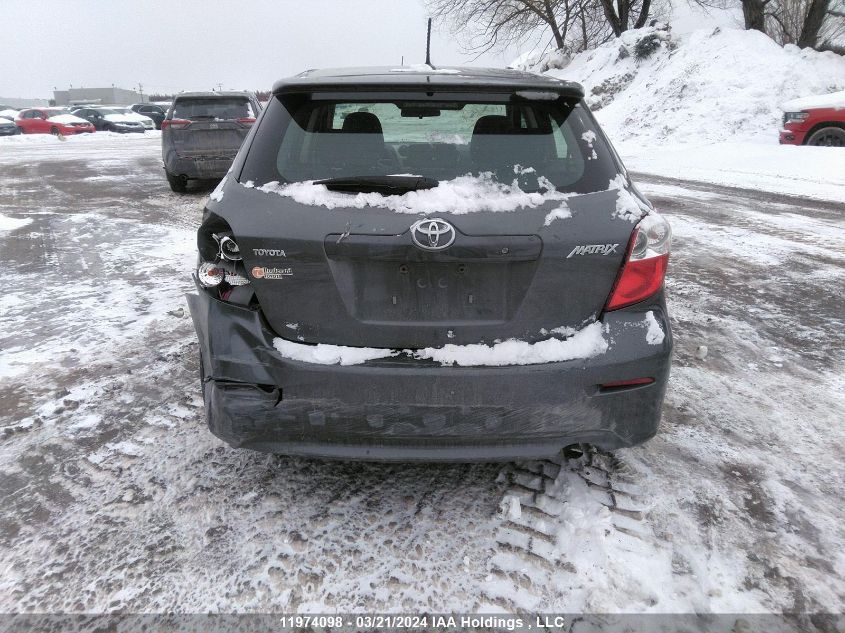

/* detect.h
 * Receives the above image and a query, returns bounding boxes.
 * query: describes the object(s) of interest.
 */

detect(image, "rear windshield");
[240,92,619,194]
[172,97,255,121]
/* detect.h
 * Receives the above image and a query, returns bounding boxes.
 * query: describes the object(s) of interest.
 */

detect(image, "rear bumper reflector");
[599,377,655,392]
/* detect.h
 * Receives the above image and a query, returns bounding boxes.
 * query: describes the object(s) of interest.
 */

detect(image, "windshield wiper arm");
[314,175,439,194]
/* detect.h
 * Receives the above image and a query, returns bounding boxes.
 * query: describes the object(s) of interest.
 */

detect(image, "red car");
[15,108,95,135]
[779,90,845,146]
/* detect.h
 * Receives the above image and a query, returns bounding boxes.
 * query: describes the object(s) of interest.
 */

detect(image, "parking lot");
[0,133,843,613]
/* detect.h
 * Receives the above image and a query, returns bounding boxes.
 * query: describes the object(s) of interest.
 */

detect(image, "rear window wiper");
[314,175,439,194]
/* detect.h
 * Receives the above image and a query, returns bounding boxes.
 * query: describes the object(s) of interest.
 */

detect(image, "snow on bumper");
[187,285,672,460]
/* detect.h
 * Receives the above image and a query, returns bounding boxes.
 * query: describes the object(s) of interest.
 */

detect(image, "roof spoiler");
[271,80,584,100]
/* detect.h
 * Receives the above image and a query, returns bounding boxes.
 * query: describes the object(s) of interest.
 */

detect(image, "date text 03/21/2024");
[276,615,571,629]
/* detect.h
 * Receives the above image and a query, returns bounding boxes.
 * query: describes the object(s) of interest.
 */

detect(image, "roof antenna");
[425,18,436,69]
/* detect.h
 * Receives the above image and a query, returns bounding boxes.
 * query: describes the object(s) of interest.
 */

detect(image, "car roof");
[174,91,254,99]
[272,66,584,98]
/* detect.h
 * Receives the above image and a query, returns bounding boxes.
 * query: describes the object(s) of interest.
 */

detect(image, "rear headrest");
[342,112,383,134]
[472,115,513,136]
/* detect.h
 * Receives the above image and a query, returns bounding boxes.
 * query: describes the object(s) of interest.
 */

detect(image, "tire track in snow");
[483,446,672,612]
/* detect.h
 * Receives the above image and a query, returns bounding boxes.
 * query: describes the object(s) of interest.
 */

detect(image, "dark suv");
[130,103,167,129]
[187,67,673,461]
[161,91,260,192]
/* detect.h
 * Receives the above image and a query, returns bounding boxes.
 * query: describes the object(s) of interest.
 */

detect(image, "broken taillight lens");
[198,234,251,292]
[606,212,671,311]
[198,261,225,288]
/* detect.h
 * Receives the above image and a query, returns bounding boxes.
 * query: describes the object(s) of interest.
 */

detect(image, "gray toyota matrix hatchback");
[187,66,672,461]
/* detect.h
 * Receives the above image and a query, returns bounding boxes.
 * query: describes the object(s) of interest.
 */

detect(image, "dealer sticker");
[251,266,293,280]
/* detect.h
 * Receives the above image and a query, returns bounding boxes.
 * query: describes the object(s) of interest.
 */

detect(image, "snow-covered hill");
[545,26,845,145]
[512,27,845,201]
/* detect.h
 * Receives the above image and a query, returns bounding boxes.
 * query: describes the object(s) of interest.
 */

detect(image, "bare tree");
[821,0,845,49]
[575,0,616,50]
[742,0,769,31]
[428,0,575,55]
[683,0,845,46]
[762,0,845,47]
[683,0,769,32]
[797,0,831,44]
[598,0,653,36]
[427,0,639,60]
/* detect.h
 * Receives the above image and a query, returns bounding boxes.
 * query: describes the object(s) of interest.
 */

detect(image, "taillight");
[606,212,671,311]
[218,235,241,260]
[198,261,225,288]
[161,118,190,130]
[237,117,256,127]
[197,233,250,293]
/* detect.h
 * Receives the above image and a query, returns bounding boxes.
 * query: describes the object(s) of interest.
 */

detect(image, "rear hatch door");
[167,96,255,158]
[226,184,639,349]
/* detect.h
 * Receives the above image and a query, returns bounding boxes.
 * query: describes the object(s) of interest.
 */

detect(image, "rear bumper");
[187,285,673,461]
[163,149,235,180]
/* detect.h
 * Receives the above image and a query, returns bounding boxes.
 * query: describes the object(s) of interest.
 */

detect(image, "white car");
[106,106,155,130]
[0,108,19,122]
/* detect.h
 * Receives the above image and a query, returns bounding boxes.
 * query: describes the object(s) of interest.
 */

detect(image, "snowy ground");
[620,142,845,204]
[0,134,843,616]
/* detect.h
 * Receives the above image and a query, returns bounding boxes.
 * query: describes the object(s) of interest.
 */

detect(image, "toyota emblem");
[410,218,456,251]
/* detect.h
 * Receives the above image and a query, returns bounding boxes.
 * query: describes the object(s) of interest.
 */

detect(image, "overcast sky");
[0,0,527,99]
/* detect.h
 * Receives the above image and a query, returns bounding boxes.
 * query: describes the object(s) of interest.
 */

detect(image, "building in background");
[53,87,144,106]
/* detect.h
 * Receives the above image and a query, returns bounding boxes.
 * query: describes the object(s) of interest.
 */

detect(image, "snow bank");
[255,173,575,215]
[413,321,608,366]
[549,26,845,144]
[621,140,845,202]
[781,89,845,111]
[510,48,570,73]
[0,131,160,152]
[0,213,32,232]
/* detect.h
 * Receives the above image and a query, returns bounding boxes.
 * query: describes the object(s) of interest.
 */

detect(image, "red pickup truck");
[779,91,845,146]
